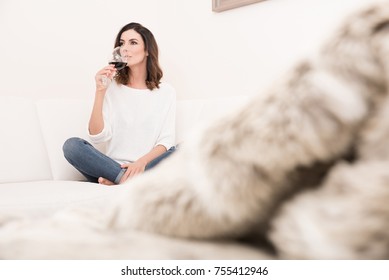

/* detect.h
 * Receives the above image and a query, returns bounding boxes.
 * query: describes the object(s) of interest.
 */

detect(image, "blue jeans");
[63,137,176,184]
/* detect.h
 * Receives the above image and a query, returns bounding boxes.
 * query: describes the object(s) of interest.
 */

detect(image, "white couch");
[0,95,273,259]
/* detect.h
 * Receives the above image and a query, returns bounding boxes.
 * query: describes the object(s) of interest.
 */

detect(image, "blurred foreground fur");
[1,1,389,259]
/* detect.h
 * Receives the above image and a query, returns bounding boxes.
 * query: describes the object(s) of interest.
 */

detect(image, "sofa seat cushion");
[0,181,124,217]
[0,227,273,259]
[0,181,274,260]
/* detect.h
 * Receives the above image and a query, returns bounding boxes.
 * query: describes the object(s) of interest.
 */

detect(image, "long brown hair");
[114,22,163,90]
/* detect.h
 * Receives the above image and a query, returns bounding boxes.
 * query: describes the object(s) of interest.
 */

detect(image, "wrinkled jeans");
[63,137,176,184]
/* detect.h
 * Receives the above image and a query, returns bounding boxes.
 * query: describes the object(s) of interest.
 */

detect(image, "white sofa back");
[0,95,248,183]
[0,97,52,183]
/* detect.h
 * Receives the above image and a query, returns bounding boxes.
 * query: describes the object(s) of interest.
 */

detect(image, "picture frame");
[212,0,265,12]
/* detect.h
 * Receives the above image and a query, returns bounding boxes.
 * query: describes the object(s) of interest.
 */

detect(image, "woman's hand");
[95,65,117,92]
[119,160,147,183]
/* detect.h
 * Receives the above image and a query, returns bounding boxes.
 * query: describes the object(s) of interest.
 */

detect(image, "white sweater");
[88,81,176,163]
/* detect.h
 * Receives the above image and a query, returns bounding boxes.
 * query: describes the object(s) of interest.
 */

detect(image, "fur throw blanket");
[1,1,389,259]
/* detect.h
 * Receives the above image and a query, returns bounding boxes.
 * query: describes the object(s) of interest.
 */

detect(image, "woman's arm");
[136,144,167,167]
[88,92,105,135]
[119,144,167,183]
[89,65,116,135]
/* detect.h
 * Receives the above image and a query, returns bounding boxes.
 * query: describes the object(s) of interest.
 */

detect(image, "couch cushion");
[175,99,205,143]
[0,97,52,183]
[0,180,125,217]
[199,96,249,123]
[36,99,98,181]
[175,96,249,143]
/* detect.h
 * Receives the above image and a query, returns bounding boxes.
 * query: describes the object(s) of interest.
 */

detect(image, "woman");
[63,22,176,185]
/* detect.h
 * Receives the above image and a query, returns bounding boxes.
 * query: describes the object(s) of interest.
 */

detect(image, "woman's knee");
[63,137,85,159]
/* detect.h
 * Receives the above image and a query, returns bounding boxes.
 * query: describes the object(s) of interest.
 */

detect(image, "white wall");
[0,0,374,101]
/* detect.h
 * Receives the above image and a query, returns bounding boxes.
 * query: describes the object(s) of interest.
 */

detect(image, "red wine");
[109,61,127,70]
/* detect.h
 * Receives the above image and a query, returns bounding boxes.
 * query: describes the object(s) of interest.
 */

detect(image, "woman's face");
[119,29,147,68]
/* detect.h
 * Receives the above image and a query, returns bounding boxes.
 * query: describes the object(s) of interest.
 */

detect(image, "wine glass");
[101,46,127,87]
[109,46,127,70]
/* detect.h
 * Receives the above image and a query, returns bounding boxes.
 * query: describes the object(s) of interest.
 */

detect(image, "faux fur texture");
[1,1,389,259]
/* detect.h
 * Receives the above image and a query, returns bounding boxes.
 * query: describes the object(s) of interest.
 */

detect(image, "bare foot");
[98,177,115,186]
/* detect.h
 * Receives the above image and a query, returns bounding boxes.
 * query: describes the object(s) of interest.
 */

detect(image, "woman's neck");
[128,64,148,89]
